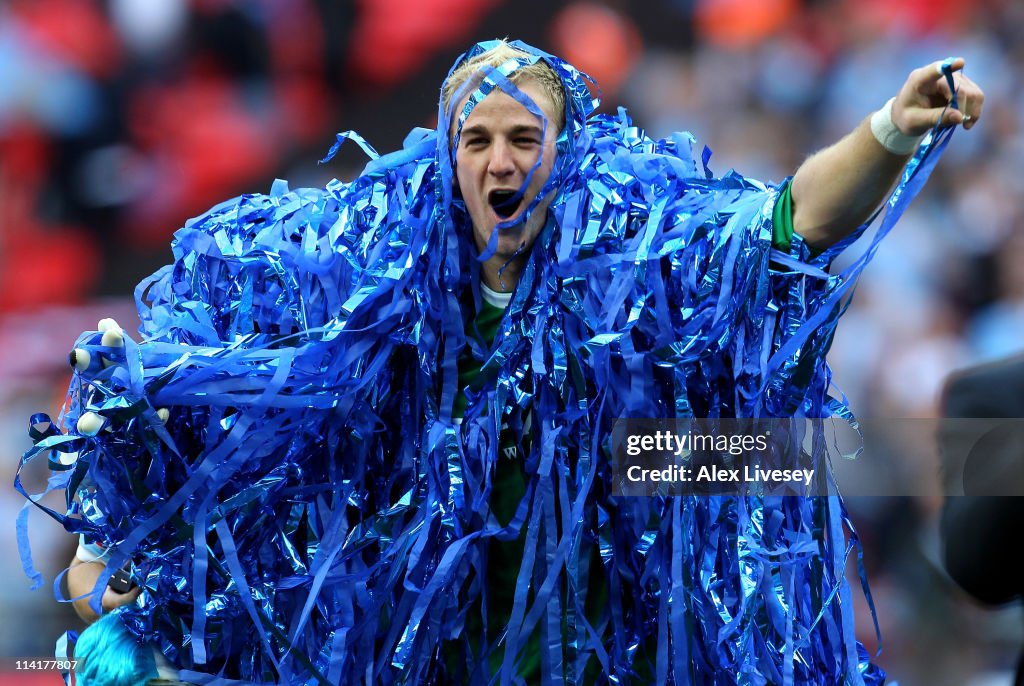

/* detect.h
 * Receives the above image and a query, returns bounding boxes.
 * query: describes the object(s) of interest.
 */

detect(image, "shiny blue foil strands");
[15,40,955,685]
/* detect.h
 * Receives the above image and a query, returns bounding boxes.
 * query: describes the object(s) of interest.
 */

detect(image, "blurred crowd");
[2,0,1022,683]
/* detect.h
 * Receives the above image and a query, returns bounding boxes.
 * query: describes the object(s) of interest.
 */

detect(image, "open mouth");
[488,189,523,219]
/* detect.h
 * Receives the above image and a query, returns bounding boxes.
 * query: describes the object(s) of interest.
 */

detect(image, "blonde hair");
[442,40,566,130]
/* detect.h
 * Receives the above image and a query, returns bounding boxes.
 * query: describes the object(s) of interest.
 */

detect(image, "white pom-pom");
[69,348,92,371]
[58,451,79,467]
[77,412,105,436]
[97,318,120,333]
[156,408,170,423]
[100,327,124,348]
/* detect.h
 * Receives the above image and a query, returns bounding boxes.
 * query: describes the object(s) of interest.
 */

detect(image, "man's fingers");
[904,97,982,133]
[891,103,954,137]
[963,97,983,129]
[908,57,964,97]
[898,59,983,133]
[929,76,953,102]
[958,78,985,129]
[915,104,975,131]
[933,57,965,78]
[939,107,964,129]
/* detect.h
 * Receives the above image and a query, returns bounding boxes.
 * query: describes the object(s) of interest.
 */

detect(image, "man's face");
[453,78,561,264]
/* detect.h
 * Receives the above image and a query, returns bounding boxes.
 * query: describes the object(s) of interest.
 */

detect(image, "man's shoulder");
[942,354,1024,417]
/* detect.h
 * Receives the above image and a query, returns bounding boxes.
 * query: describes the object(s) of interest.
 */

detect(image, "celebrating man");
[34,39,982,685]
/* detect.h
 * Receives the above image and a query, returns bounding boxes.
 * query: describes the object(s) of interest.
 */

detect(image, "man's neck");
[480,257,524,294]
[475,209,552,294]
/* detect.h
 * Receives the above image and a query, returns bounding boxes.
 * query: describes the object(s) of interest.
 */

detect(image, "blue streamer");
[14,40,956,685]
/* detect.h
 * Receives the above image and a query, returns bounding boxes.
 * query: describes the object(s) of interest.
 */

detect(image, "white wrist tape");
[870,98,924,155]
[75,540,109,563]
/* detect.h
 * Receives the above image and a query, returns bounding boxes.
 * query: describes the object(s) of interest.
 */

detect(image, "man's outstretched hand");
[892,57,985,135]
[791,56,985,249]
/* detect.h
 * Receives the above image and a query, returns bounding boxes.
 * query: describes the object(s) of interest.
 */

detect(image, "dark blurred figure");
[941,354,1024,685]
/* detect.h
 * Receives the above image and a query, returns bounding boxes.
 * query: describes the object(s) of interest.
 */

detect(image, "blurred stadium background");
[2,0,1022,683]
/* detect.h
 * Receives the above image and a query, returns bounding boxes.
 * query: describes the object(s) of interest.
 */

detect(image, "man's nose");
[487,141,515,176]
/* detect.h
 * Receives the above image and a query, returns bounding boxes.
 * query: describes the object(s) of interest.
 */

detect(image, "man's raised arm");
[790,58,984,250]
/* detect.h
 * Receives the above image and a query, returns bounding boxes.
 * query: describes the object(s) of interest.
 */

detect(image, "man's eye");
[516,137,540,145]
[464,138,487,148]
